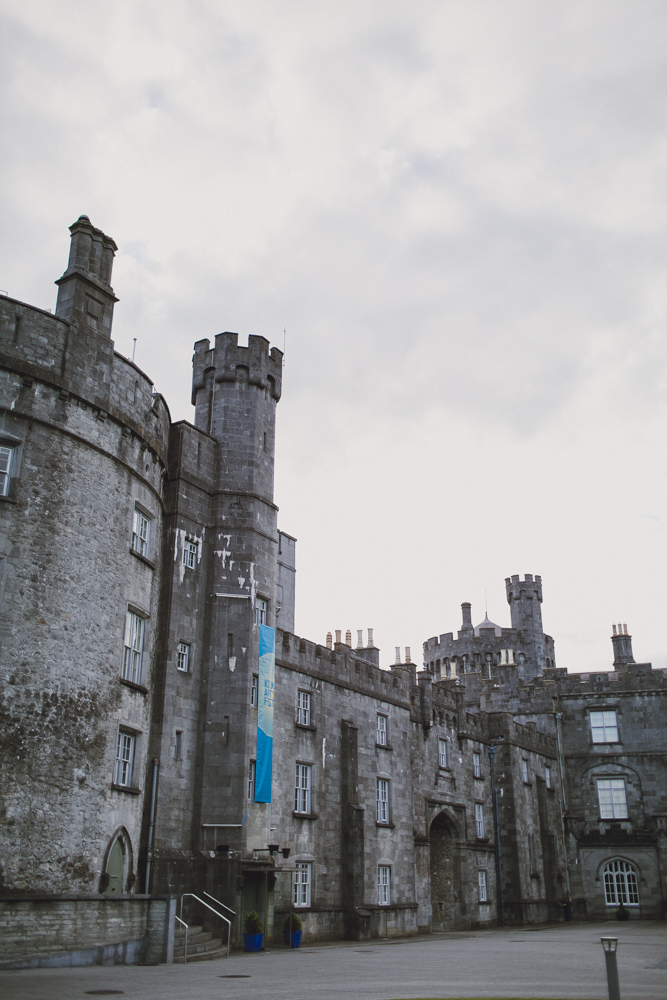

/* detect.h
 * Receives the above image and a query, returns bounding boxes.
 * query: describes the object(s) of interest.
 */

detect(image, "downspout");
[487,745,504,926]
[144,757,160,894]
[554,713,572,911]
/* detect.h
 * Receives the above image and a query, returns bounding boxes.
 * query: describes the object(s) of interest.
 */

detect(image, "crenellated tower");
[505,573,548,676]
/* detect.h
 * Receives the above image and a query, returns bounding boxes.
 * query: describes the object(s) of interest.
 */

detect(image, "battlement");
[505,573,543,604]
[191,332,283,405]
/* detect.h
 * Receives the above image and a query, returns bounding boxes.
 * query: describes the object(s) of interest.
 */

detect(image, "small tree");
[284,911,303,932]
[245,910,263,934]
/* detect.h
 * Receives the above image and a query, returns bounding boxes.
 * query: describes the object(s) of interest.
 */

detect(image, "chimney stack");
[461,602,473,630]
[611,623,635,667]
[345,630,352,647]
[326,632,332,650]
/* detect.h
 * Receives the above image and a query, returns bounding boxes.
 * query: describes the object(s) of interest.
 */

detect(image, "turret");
[505,573,547,675]
[55,215,118,335]
[611,623,635,667]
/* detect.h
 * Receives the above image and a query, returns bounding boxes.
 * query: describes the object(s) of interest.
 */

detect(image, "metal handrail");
[180,893,231,959]
[203,890,236,917]
[175,914,189,964]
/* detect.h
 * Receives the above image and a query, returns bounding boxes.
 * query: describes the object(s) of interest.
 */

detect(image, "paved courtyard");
[1,921,666,1000]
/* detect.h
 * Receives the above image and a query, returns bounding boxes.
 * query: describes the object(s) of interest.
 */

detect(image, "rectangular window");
[182,539,197,568]
[377,865,391,906]
[478,869,488,902]
[122,611,145,684]
[376,714,387,746]
[438,738,447,768]
[114,731,135,787]
[255,597,268,625]
[0,446,13,496]
[591,711,619,744]
[473,752,481,778]
[475,803,485,838]
[248,759,256,801]
[294,862,311,907]
[294,763,312,814]
[174,731,182,759]
[597,778,628,819]
[177,641,190,672]
[522,759,529,783]
[131,508,150,558]
[545,766,552,790]
[251,674,258,707]
[297,690,311,726]
[377,778,390,824]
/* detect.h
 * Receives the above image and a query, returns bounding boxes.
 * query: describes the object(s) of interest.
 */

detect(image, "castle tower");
[55,215,118,336]
[505,574,547,675]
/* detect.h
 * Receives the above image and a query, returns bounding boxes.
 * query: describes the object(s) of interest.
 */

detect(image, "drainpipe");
[555,713,572,911]
[487,745,504,926]
[144,757,160,894]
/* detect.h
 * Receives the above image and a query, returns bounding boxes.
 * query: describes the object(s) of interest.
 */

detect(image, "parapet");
[191,332,283,405]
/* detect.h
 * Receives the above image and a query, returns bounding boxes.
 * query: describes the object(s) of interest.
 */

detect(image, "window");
[248,760,256,801]
[294,763,312,814]
[591,711,619,744]
[122,611,145,684]
[603,859,639,907]
[473,752,481,778]
[0,446,13,496]
[377,778,390,824]
[182,539,197,568]
[297,690,311,726]
[597,779,628,819]
[376,714,387,746]
[545,766,552,790]
[250,674,258,707]
[522,759,529,783]
[255,597,268,625]
[131,508,150,558]
[174,731,182,759]
[294,862,311,907]
[438,738,447,768]
[377,865,391,905]
[478,869,488,902]
[114,731,135,787]
[177,642,190,672]
[475,803,485,838]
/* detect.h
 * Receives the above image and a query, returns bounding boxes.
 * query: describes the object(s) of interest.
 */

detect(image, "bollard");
[601,937,620,1000]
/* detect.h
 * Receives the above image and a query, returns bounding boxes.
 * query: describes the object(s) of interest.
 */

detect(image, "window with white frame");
[248,759,256,801]
[131,508,150,558]
[177,641,190,672]
[603,859,639,907]
[122,610,145,684]
[597,778,628,819]
[438,738,447,768]
[114,731,135,787]
[475,803,485,838]
[294,861,311,907]
[0,446,13,496]
[250,674,258,707]
[376,714,387,746]
[255,597,268,625]
[590,711,619,744]
[377,778,390,824]
[478,869,488,902]
[182,539,197,569]
[545,766,552,790]
[297,690,311,726]
[294,763,312,814]
[473,752,481,778]
[377,865,391,905]
[521,759,529,783]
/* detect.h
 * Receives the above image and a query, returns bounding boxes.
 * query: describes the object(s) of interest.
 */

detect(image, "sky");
[2,1,667,674]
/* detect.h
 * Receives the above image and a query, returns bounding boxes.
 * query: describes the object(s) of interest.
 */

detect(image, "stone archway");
[101,828,134,895]
[429,811,462,931]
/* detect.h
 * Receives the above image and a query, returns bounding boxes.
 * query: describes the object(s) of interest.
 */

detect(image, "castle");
[1,218,665,968]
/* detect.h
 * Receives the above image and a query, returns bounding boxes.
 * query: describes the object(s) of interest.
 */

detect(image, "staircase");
[174,924,227,963]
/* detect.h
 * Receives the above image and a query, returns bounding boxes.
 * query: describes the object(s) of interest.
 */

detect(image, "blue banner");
[255,624,275,803]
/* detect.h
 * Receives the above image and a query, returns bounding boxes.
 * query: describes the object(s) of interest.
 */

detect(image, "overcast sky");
[2,1,667,674]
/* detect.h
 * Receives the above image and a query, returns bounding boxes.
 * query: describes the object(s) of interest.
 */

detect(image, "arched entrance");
[102,828,133,895]
[429,811,462,931]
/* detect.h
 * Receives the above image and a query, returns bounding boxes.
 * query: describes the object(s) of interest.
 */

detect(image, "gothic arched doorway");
[429,811,463,931]
[101,828,133,895]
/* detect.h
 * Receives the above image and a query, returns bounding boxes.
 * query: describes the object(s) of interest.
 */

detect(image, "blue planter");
[243,932,264,952]
[283,930,302,948]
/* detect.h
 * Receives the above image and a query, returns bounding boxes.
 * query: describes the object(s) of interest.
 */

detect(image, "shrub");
[245,910,263,934]
[284,912,303,932]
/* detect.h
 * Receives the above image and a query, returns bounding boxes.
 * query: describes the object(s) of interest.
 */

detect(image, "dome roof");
[474,615,502,637]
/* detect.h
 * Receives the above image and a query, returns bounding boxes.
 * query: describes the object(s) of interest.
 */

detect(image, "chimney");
[367,628,374,647]
[461,602,473,630]
[611,623,635,667]
[326,632,332,650]
[357,630,363,649]
[335,630,341,644]
[345,630,352,647]
[395,647,401,664]
[55,215,119,336]
[405,647,411,663]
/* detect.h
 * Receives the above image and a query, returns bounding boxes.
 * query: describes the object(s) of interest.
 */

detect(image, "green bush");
[244,910,263,934]
[283,911,303,932]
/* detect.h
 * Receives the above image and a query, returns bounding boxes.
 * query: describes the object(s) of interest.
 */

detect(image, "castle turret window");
[182,539,197,568]
[255,597,268,625]
[297,690,311,726]
[122,610,145,684]
[590,711,619,743]
[376,714,388,746]
[377,778,390,824]
[475,802,485,838]
[438,738,447,768]
[131,508,151,558]
[114,731,135,787]
[377,865,391,905]
[177,642,190,672]
[473,752,481,778]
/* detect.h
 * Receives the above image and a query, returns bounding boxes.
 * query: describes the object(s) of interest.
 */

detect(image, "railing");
[175,914,189,963]
[180,893,232,960]
[203,890,236,918]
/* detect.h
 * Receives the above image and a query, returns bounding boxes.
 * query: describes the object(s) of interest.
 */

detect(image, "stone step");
[174,936,223,958]
[175,925,203,938]
[174,945,227,963]
[174,930,214,948]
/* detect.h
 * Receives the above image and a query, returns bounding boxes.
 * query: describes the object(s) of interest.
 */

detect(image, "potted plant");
[243,910,264,952]
[283,911,303,948]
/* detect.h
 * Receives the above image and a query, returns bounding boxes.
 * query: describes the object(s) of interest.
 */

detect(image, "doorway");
[429,811,462,931]
[105,838,125,894]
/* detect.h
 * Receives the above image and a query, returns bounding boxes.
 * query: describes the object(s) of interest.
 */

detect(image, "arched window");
[603,859,639,907]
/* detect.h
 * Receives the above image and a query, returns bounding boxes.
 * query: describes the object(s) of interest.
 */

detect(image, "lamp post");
[601,937,620,1000]
[487,745,504,926]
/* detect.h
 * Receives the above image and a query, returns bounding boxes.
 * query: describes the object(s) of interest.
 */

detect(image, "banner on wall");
[255,624,275,803]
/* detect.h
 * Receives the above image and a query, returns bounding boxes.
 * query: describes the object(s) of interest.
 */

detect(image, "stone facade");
[1,217,665,967]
